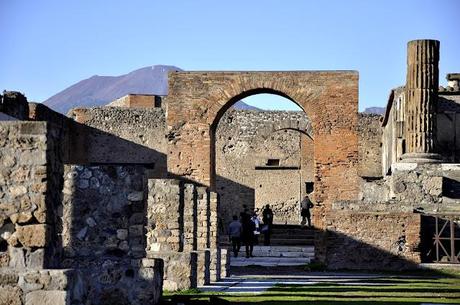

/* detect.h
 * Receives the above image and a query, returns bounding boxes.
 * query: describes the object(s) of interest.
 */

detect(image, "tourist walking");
[300,194,314,227]
[251,210,261,245]
[262,204,274,246]
[241,212,255,258]
[228,215,242,257]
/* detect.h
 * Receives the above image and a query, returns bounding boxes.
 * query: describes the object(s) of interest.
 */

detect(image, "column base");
[400,152,443,163]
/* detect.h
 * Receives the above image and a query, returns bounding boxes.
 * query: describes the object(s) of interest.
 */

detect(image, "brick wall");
[166,71,359,211]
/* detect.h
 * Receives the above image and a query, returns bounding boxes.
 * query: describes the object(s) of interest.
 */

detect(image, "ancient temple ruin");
[0,39,459,304]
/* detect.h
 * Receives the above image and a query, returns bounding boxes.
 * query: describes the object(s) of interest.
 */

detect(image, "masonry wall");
[68,107,167,177]
[0,100,164,304]
[215,110,313,226]
[323,212,421,270]
[358,113,383,178]
[61,165,148,266]
[166,71,360,211]
[0,121,63,270]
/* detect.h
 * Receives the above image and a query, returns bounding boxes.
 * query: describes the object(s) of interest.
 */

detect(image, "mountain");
[363,107,386,115]
[43,65,258,114]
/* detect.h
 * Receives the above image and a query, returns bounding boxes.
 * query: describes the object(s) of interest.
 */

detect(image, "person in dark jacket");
[262,204,274,246]
[300,195,314,227]
[228,215,242,257]
[240,212,255,258]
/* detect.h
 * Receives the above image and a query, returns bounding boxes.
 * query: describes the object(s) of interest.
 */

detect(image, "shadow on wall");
[61,122,431,272]
[216,174,255,233]
[319,228,420,271]
[59,119,167,304]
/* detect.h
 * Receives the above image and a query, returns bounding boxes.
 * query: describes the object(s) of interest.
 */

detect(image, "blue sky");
[0,0,459,111]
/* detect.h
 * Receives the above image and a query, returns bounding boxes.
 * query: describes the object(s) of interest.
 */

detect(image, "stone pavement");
[230,245,315,267]
[198,273,397,294]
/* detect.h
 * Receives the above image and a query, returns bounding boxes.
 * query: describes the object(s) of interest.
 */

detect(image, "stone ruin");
[0,39,459,304]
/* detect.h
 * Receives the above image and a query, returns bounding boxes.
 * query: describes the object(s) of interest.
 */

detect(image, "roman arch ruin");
[166,71,360,207]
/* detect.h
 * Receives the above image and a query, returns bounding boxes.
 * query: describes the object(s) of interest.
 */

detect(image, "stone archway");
[166,71,359,206]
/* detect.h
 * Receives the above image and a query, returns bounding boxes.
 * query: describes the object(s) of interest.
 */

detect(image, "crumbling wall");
[0,91,29,120]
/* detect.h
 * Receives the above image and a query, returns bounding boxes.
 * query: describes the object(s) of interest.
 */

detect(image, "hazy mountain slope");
[44,65,181,113]
[44,65,259,114]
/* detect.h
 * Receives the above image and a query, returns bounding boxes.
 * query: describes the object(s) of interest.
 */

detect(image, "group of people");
[228,204,273,258]
[228,194,315,258]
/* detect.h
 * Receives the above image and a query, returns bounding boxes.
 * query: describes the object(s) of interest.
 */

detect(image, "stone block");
[9,246,25,268]
[0,286,22,305]
[26,249,45,268]
[16,224,49,248]
[25,290,68,305]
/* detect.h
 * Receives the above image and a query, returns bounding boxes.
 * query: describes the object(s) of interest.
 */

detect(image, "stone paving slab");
[230,257,311,267]
[198,273,404,294]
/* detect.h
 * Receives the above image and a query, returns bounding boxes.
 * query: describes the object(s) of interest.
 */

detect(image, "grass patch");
[161,271,460,304]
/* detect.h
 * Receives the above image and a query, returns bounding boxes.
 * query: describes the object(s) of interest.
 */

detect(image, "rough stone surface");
[0,285,22,305]
[16,225,49,248]
[358,113,382,178]
[62,165,147,265]
[25,290,68,305]
[322,212,421,270]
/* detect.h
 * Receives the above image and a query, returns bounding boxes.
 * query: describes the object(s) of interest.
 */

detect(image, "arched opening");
[210,91,314,232]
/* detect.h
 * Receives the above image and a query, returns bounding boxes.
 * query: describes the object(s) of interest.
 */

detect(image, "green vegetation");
[162,271,460,304]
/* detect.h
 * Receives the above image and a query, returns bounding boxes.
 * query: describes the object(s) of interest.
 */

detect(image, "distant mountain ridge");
[363,107,385,115]
[43,65,258,114]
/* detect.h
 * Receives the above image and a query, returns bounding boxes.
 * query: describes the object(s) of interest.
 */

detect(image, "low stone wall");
[0,268,83,305]
[322,212,421,270]
[0,263,163,305]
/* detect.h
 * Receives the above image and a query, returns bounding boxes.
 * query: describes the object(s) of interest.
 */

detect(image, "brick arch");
[166,71,359,205]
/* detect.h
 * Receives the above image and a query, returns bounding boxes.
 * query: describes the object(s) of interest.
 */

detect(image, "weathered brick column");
[208,191,224,281]
[402,39,442,163]
[146,179,198,291]
[183,183,197,252]
[195,186,211,286]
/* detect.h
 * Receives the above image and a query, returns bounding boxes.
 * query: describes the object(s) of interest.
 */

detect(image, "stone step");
[269,238,314,246]
[235,246,315,258]
[230,256,311,267]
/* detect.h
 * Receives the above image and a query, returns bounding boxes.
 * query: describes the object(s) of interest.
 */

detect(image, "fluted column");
[401,39,441,163]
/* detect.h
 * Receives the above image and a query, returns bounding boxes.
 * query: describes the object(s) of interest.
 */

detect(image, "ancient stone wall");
[0,105,164,303]
[0,121,63,270]
[358,113,383,178]
[62,165,148,266]
[0,91,29,120]
[68,107,167,176]
[145,179,223,290]
[166,71,360,211]
[323,212,421,270]
[215,110,312,226]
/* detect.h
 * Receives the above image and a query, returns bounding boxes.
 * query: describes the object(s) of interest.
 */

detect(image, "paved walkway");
[198,273,396,293]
